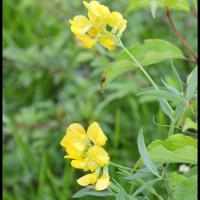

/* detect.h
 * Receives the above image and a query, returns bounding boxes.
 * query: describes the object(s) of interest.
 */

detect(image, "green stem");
[118,40,158,89]
[109,161,131,171]
[162,165,174,200]
[168,119,175,136]
[177,102,188,127]
[118,39,175,136]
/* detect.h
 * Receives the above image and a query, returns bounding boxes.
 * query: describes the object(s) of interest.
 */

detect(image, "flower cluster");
[69,1,127,51]
[60,122,111,191]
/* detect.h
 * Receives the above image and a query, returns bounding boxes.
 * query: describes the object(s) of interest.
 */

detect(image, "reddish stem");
[165,6,198,64]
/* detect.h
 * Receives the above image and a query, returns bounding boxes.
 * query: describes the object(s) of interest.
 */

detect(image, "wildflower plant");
[61,1,197,199]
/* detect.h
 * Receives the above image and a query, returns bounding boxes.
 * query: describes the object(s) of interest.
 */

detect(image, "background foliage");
[3,0,197,199]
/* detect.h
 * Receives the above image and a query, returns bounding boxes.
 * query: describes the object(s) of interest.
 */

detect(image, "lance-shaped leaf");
[186,67,197,100]
[138,88,185,103]
[137,128,161,177]
[72,188,114,198]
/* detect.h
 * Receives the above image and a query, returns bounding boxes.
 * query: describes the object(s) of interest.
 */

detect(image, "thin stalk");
[165,6,198,64]
[168,119,175,136]
[118,40,158,89]
[118,39,175,134]
[177,102,188,126]
[162,165,174,200]
[109,161,131,171]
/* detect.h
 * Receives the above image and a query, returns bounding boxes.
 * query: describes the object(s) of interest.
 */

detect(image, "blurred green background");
[3,0,197,199]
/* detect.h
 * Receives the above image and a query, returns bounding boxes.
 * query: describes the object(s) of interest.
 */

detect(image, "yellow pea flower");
[87,122,107,146]
[84,158,99,172]
[77,170,100,186]
[99,34,116,51]
[76,34,97,48]
[60,123,88,159]
[64,143,84,159]
[71,159,87,169]
[95,167,111,191]
[69,15,92,35]
[61,122,111,191]
[69,16,97,48]
[87,145,110,166]
[108,12,127,37]
[69,1,127,51]
[83,1,110,24]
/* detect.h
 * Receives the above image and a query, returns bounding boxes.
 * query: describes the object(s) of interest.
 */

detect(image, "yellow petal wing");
[87,122,107,146]
[69,15,92,35]
[87,145,110,166]
[77,171,99,186]
[95,174,111,191]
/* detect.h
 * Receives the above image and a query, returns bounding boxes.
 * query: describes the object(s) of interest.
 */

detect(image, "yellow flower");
[84,158,99,172]
[69,1,127,51]
[77,170,100,186]
[87,122,107,146]
[99,34,116,51]
[95,167,111,191]
[108,12,127,37]
[87,145,110,166]
[60,122,111,191]
[76,34,97,48]
[69,16,97,48]
[71,159,87,169]
[83,1,110,24]
[69,15,92,35]
[60,123,88,159]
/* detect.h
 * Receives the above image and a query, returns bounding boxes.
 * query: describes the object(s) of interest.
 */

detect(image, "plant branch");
[109,161,131,171]
[165,6,198,64]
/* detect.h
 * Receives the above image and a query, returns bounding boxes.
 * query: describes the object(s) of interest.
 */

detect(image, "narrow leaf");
[137,128,160,177]
[159,99,173,119]
[170,60,183,92]
[138,89,185,103]
[186,67,197,100]
[72,188,113,198]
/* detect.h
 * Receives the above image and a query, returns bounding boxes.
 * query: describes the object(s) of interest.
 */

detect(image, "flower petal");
[83,1,110,24]
[69,15,92,35]
[87,145,110,166]
[77,171,99,186]
[99,35,116,51]
[95,174,111,191]
[76,35,97,48]
[87,122,107,146]
[108,12,127,36]
[71,159,87,169]
[60,123,88,159]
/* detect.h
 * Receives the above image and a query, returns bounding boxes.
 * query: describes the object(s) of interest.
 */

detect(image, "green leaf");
[117,39,185,66]
[101,40,185,89]
[138,88,185,103]
[186,67,197,100]
[127,0,190,14]
[137,128,161,177]
[169,174,197,200]
[161,78,180,95]
[174,102,187,122]
[132,178,161,197]
[170,60,183,92]
[72,188,114,198]
[100,60,134,89]
[159,99,173,119]
[135,134,197,168]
